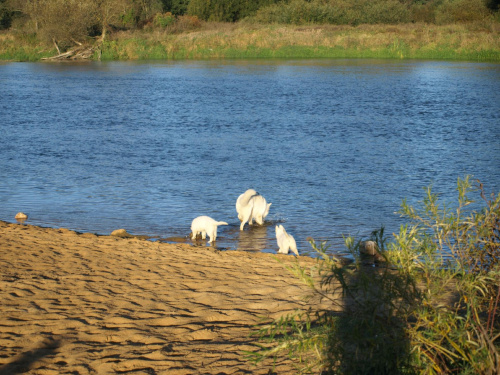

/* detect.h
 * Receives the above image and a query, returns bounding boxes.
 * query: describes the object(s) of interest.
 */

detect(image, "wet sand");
[0,220,328,374]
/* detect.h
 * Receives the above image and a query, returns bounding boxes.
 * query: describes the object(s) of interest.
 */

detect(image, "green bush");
[248,176,500,374]
[357,0,411,24]
[252,0,349,25]
[251,0,499,25]
[435,0,493,24]
[252,0,411,25]
[393,176,500,373]
[153,12,176,28]
[172,14,201,31]
[410,1,438,23]
[146,13,201,32]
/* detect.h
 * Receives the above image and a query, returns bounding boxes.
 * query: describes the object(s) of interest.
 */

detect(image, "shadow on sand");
[325,259,417,374]
[0,337,62,375]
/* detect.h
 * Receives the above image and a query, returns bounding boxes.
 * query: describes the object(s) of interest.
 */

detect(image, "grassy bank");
[1,22,500,62]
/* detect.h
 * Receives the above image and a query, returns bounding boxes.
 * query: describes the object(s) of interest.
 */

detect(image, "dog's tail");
[289,235,299,256]
[217,221,229,226]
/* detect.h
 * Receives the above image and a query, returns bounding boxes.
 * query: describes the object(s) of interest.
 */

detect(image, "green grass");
[98,42,500,61]
[0,33,56,61]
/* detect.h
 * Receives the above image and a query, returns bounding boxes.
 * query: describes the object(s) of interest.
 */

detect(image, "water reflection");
[236,224,271,253]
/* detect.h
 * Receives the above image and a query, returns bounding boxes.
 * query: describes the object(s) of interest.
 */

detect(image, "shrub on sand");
[247,176,500,374]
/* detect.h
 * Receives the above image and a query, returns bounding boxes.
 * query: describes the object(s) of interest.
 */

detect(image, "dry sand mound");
[0,221,328,374]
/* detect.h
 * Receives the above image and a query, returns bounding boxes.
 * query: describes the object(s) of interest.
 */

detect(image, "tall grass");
[97,23,500,61]
[247,176,500,374]
[0,32,55,61]
[1,22,499,61]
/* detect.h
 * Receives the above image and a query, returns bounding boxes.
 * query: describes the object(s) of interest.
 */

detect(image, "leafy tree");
[6,0,43,32]
[91,0,131,40]
[121,0,163,28]
[5,0,137,49]
[8,0,97,48]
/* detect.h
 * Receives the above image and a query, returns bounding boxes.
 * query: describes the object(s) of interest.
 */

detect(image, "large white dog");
[236,189,272,230]
[191,216,228,243]
[275,224,299,256]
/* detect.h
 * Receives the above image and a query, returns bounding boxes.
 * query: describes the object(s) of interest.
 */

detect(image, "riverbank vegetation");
[248,177,500,374]
[0,0,499,61]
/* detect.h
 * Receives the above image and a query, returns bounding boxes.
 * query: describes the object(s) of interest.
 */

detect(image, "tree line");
[1,0,498,51]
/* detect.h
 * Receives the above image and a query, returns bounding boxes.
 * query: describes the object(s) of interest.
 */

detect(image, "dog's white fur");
[236,189,272,230]
[251,195,272,225]
[236,189,258,221]
[275,224,299,256]
[191,216,228,243]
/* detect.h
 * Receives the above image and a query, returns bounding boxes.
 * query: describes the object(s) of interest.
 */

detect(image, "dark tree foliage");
[487,0,500,10]
[187,0,280,22]
[0,0,12,29]
[161,0,189,15]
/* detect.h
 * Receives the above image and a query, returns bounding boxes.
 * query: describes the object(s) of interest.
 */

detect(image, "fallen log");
[41,44,99,61]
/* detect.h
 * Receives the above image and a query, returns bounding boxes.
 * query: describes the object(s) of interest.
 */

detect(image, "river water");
[1,59,499,257]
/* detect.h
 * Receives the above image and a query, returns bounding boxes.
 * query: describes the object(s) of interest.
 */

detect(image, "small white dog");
[275,224,299,256]
[236,189,272,230]
[191,216,228,243]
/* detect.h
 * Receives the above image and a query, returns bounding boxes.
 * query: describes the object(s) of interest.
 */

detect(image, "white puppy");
[275,224,299,256]
[236,189,272,230]
[191,216,228,243]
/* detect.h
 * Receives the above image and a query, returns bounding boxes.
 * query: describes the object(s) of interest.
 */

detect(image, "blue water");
[1,59,499,257]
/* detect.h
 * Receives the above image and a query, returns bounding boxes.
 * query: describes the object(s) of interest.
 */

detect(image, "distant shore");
[1,23,499,62]
[0,220,330,374]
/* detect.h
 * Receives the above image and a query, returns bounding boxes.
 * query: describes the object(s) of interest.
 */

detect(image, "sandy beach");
[0,220,328,374]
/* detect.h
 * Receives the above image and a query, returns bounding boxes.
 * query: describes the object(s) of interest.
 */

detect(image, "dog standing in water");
[236,189,272,230]
[275,224,299,256]
[191,216,228,243]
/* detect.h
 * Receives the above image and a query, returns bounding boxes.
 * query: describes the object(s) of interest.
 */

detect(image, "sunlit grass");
[2,22,499,61]
[100,22,500,61]
[0,31,55,61]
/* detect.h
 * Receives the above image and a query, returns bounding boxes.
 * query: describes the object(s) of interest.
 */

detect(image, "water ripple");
[1,60,499,257]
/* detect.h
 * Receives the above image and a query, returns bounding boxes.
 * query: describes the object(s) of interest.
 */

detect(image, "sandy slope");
[0,220,327,374]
